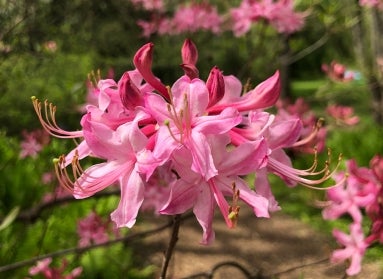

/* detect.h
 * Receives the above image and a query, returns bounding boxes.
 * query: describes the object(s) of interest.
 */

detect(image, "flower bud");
[133,43,169,100]
[181,38,198,66]
[206,66,225,107]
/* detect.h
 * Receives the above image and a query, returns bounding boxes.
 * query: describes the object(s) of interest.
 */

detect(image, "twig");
[0,214,193,273]
[287,33,329,65]
[15,189,121,223]
[160,214,182,279]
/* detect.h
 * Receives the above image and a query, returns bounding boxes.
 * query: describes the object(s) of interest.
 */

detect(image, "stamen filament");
[31,97,83,139]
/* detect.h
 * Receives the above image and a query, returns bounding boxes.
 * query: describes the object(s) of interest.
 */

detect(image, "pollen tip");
[52,158,60,164]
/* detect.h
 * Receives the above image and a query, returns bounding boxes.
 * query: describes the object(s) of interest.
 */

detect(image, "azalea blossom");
[33,39,338,244]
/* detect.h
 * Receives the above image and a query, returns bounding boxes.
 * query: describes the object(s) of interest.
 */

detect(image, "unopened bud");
[206,66,225,107]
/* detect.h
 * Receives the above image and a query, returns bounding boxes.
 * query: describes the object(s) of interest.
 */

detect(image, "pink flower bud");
[118,71,144,110]
[133,43,170,100]
[206,66,225,107]
[181,38,198,65]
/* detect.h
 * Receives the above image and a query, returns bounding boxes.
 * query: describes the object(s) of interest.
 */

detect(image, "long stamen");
[31,97,83,139]
[164,120,182,144]
[53,156,74,193]
[87,70,100,89]
[268,151,344,190]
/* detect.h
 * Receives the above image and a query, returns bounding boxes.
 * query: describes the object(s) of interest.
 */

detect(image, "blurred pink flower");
[135,2,221,37]
[359,0,383,9]
[29,257,82,279]
[19,129,50,159]
[331,223,368,276]
[322,171,377,223]
[77,211,114,247]
[172,3,222,34]
[322,61,355,82]
[43,41,57,52]
[230,0,306,36]
[130,0,164,11]
[326,104,360,126]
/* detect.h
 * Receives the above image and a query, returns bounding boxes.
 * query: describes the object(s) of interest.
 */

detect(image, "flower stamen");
[31,97,83,139]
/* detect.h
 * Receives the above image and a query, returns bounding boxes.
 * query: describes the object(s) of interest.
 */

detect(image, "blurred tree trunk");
[352,4,383,124]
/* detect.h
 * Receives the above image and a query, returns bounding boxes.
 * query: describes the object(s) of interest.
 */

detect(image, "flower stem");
[160,214,182,279]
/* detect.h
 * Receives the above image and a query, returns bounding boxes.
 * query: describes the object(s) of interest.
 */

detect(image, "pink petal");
[160,180,199,214]
[73,161,132,199]
[193,184,216,245]
[110,166,144,228]
[208,71,280,114]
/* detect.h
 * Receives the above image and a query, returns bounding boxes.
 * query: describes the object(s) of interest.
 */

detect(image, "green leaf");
[0,207,20,231]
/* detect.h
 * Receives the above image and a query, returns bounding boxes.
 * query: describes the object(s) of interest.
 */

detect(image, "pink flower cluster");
[32,39,338,244]
[230,0,307,36]
[136,2,222,37]
[28,258,82,279]
[132,0,306,38]
[322,157,383,275]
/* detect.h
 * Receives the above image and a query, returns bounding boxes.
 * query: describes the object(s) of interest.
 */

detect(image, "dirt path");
[133,205,382,279]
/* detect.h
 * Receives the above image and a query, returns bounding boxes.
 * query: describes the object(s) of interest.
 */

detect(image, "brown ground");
[132,205,382,279]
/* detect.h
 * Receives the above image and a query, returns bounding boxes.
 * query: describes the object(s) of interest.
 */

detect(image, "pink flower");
[266,0,307,34]
[331,223,368,276]
[55,110,151,228]
[230,0,259,37]
[33,38,340,246]
[322,160,377,223]
[171,3,222,35]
